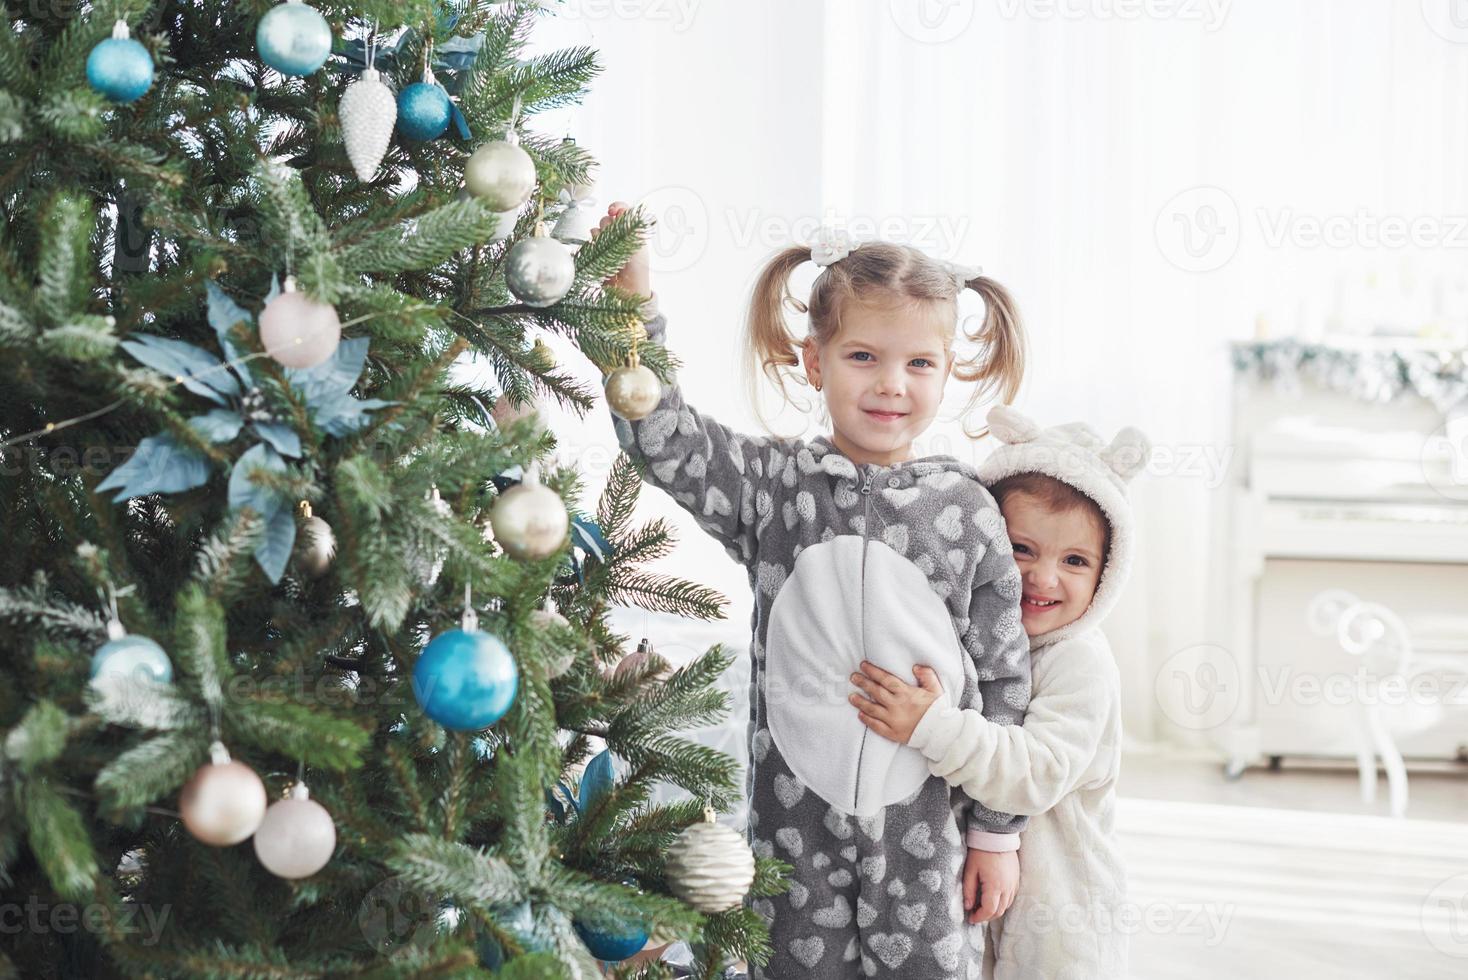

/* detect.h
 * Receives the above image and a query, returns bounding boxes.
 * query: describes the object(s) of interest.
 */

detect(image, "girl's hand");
[588,200,652,298]
[848,661,944,744]
[963,847,1019,924]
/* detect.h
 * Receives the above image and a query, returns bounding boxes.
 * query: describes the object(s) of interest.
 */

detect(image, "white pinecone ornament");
[339,67,397,182]
[666,805,756,913]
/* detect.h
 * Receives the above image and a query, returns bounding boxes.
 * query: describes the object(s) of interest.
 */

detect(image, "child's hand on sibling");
[852,664,1018,922]
[964,846,1018,923]
[848,661,944,744]
[588,201,652,298]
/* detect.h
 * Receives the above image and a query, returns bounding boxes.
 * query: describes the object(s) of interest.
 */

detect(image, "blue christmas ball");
[86,37,154,104]
[396,82,452,141]
[255,1,333,77]
[90,635,173,686]
[412,628,518,730]
[573,916,648,962]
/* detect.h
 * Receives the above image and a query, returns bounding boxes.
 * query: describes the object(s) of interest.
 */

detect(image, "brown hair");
[742,240,1027,439]
[990,473,1112,566]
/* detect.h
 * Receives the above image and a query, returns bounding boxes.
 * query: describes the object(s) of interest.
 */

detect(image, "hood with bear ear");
[978,405,1151,649]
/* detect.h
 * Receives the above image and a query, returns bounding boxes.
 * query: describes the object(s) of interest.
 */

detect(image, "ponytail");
[953,275,1026,440]
[743,245,817,427]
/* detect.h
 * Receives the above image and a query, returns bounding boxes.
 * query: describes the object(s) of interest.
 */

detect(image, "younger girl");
[592,205,1032,979]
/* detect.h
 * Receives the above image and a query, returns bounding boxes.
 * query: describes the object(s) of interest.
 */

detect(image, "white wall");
[524,0,1468,746]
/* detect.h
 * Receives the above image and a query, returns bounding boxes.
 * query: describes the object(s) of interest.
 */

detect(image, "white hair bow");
[940,259,983,290]
[810,226,857,267]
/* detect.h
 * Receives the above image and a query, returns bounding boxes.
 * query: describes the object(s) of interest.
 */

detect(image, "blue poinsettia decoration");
[97,279,390,582]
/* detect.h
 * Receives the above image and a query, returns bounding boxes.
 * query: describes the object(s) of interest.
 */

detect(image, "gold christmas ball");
[297,513,336,578]
[179,744,268,847]
[605,360,662,421]
[464,138,537,211]
[489,472,569,561]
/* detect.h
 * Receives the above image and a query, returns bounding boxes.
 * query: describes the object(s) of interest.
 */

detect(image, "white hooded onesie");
[907,406,1151,980]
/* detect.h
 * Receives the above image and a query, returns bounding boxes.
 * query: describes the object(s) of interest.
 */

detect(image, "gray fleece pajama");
[606,311,1033,979]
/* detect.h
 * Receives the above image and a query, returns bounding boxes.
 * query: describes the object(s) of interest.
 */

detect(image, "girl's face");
[999,491,1105,636]
[803,299,955,467]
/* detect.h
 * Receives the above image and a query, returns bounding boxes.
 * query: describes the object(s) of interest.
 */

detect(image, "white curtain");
[525,0,1468,745]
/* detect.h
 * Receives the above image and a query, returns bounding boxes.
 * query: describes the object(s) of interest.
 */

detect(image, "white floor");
[627,604,1468,977]
[1119,751,1468,979]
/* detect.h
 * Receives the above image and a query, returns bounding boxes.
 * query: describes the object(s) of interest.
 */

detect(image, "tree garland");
[1231,339,1468,412]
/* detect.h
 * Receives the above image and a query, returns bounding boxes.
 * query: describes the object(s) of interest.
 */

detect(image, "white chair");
[1305,590,1442,818]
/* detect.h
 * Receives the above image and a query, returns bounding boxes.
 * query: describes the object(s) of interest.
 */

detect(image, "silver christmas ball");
[489,470,568,561]
[338,67,396,183]
[179,743,268,847]
[253,782,336,879]
[605,358,662,421]
[666,806,756,913]
[506,235,576,308]
[297,512,336,578]
[464,139,537,211]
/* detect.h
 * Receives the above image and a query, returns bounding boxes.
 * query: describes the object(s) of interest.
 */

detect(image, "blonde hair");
[743,240,1026,440]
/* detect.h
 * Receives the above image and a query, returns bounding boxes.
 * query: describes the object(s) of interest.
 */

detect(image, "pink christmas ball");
[179,757,267,846]
[258,288,342,369]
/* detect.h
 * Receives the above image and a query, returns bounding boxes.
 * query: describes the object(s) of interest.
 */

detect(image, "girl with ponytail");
[592,204,1032,980]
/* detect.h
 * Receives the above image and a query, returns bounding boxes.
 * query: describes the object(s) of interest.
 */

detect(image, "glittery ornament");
[396,78,452,141]
[338,67,396,182]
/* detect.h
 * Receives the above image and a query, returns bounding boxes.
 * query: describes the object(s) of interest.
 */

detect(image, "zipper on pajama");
[852,467,876,812]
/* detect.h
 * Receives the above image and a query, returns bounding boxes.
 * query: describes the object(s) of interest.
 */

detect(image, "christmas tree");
[0,2,785,976]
